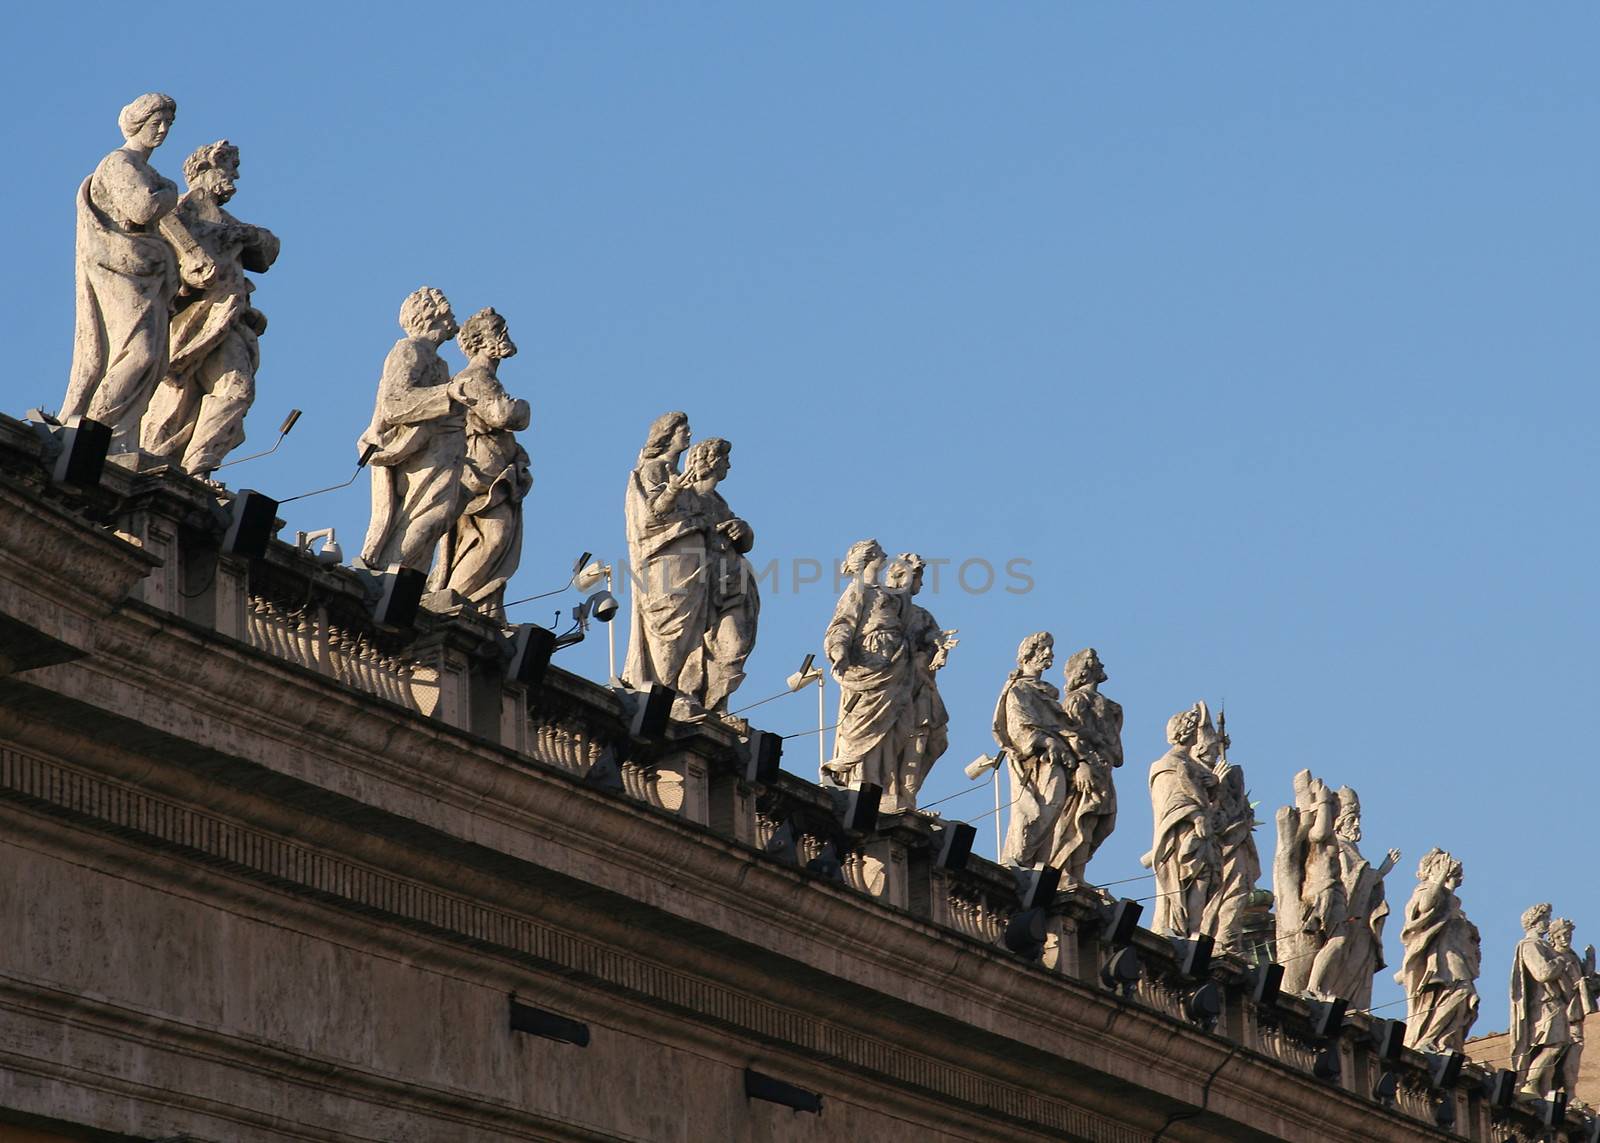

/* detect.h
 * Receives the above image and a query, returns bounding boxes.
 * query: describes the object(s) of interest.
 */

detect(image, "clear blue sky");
[8,3,1597,1037]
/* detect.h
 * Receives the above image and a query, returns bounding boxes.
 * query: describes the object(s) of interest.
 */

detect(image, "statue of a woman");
[821,539,914,800]
[357,287,464,573]
[62,94,212,453]
[431,308,531,618]
[1396,848,1480,1053]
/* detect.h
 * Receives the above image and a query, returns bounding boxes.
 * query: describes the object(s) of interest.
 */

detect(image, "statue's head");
[1333,787,1363,842]
[641,411,690,459]
[118,92,176,149]
[1017,631,1054,674]
[1166,703,1203,748]
[398,287,457,344]
[183,140,240,201]
[886,552,925,595]
[840,538,886,580]
[1521,902,1552,936]
[458,307,517,361]
[682,437,731,484]
[1064,647,1106,690]
[1417,847,1462,889]
[1549,917,1575,952]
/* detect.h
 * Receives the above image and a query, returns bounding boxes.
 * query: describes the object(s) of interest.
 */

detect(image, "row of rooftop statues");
[54,95,1597,1102]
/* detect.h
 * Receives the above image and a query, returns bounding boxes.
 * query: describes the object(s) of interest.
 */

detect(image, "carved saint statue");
[822,540,914,804]
[1140,702,1224,937]
[1510,902,1574,1097]
[1308,787,1395,1007]
[62,93,215,453]
[1395,848,1481,1053]
[1548,918,1588,1097]
[678,436,758,713]
[990,632,1075,867]
[1055,647,1122,889]
[621,417,758,714]
[140,140,280,476]
[357,288,464,572]
[886,553,955,810]
[429,308,530,619]
[1199,737,1261,956]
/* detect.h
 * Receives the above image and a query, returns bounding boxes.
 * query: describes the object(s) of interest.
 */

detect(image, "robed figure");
[1510,902,1573,1097]
[62,93,212,453]
[430,307,531,618]
[822,540,914,799]
[1396,848,1480,1053]
[1141,702,1223,937]
[358,288,464,573]
[1055,647,1122,888]
[678,437,758,713]
[993,632,1075,868]
[888,554,954,810]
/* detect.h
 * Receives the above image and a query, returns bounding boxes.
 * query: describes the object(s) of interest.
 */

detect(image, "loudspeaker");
[740,730,782,783]
[830,783,881,834]
[628,683,674,741]
[370,565,425,629]
[1015,865,1062,910]
[509,624,557,689]
[932,822,976,872]
[222,489,279,558]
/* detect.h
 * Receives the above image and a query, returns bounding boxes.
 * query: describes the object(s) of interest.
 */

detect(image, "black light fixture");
[221,489,279,559]
[27,413,111,489]
[805,840,846,883]
[509,998,590,1046]
[930,821,976,872]
[1578,1115,1600,1143]
[1483,1068,1517,1110]
[829,783,880,834]
[1308,998,1348,1041]
[740,730,782,783]
[1100,898,1143,947]
[1171,934,1214,979]
[627,683,674,741]
[1372,1069,1400,1106]
[359,564,425,629]
[1101,947,1142,996]
[1251,961,1284,1009]
[763,819,800,865]
[509,624,558,689]
[1185,981,1223,1029]
[1537,1094,1569,1128]
[1014,865,1061,911]
[582,744,625,794]
[1372,1018,1406,1065]
[1003,908,1048,960]
[1432,1091,1457,1131]
[1426,1050,1463,1091]
[744,1069,822,1115]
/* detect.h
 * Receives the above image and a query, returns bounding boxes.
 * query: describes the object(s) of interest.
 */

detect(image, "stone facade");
[0,414,1589,1142]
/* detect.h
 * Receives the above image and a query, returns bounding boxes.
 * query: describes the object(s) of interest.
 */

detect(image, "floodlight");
[786,653,822,692]
[1251,961,1284,1008]
[740,730,782,783]
[1014,865,1061,910]
[27,413,110,489]
[830,784,881,834]
[1372,1018,1406,1065]
[1100,899,1143,947]
[1101,946,1141,994]
[1171,934,1213,979]
[1185,981,1222,1028]
[1003,908,1047,959]
[931,822,976,871]
[964,752,1001,780]
[1373,1070,1400,1106]
[509,625,558,689]
[574,561,610,592]
[222,489,279,559]
[1538,1095,1569,1128]
[1427,1051,1463,1091]
[1308,998,1347,1041]
[628,683,674,741]
[1483,1069,1517,1109]
[213,408,303,473]
[356,564,425,629]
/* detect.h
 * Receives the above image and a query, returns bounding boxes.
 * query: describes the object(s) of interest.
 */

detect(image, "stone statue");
[992,632,1074,868]
[1050,647,1122,889]
[61,94,215,453]
[357,288,464,572]
[140,140,280,476]
[1140,702,1224,937]
[678,436,757,713]
[1510,902,1574,1096]
[886,554,955,810]
[822,540,914,804]
[1306,787,1396,1007]
[1199,731,1261,955]
[428,308,530,619]
[622,411,705,695]
[1274,770,1341,995]
[1395,848,1480,1053]
[1549,917,1588,1097]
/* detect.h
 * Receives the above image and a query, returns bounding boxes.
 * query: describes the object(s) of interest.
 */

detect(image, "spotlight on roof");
[1251,961,1285,1009]
[930,821,976,872]
[27,412,110,489]
[829,784,881,834]
[574,560,610,593]
[740,729,782,784]
[786,652,822,692]
[1426,1051,1463,1092]
[1003,908,1048,960]
[355,564,425,630]
[222,489,280,559]
[1372,1018,1406,1065]
[1014,865,1061,910]
[1171,934,1214,979]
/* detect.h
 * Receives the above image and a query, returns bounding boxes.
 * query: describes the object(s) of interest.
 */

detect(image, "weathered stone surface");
[1055,647,1120,889]
[1141,701,1224,937]
[991,631,1073,868]
[1199,733,1260,956]
[140,139,280,476]
[889,553,954,809]
[1510,902,1574,1096]
[357,287,463,573]
[60,94,203,453]
[429,307,530,619]
[1396,847,1480,1053]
